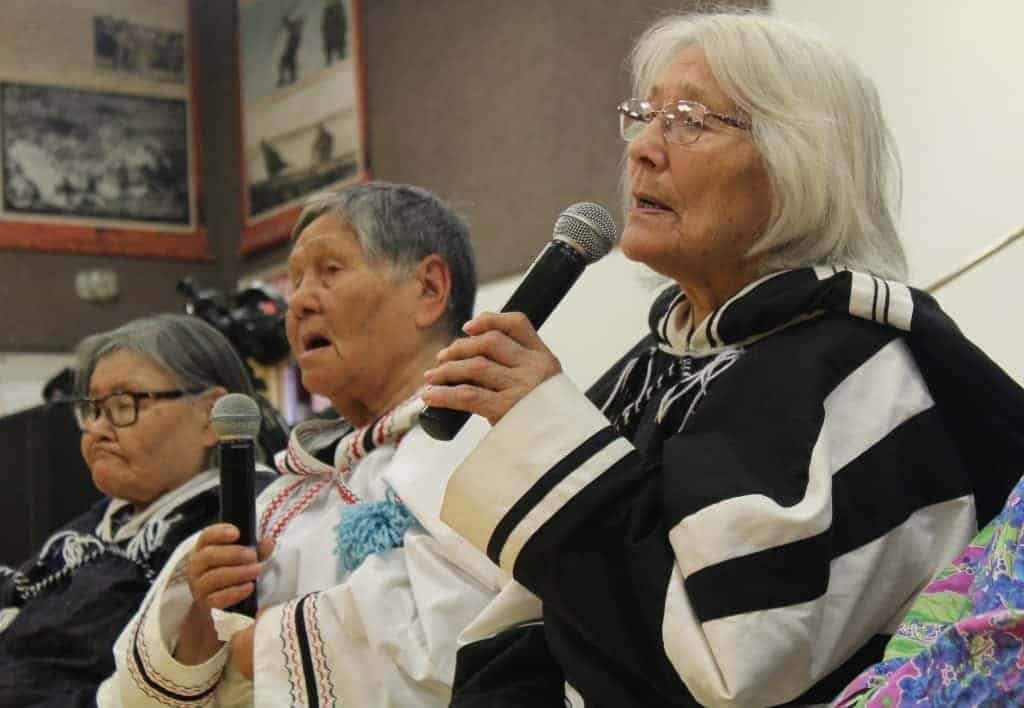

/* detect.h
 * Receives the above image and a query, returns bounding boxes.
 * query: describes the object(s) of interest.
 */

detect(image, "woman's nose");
[288,279,321,318]
[82,409,115,439]
[626,118,668,171]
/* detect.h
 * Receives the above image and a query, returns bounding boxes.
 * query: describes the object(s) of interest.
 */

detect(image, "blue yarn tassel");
[334,497,419,573]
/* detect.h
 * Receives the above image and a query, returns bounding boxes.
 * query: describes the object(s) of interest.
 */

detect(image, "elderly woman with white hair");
[423,10,1024,706]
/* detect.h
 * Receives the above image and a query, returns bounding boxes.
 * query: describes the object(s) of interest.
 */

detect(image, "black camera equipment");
[177,278,291,367]
[177,277,291,456]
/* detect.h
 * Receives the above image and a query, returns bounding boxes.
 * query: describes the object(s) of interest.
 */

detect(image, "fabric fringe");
[603,346,744,434]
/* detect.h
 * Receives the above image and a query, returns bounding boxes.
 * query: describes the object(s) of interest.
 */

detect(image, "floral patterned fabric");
[835,475,1024,706]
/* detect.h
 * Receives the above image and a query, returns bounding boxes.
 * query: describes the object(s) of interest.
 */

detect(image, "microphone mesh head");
[553,203,618,264]
[210,393,261,440]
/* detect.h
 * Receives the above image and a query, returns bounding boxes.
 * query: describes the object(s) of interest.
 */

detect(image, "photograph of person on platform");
[423,9,1024,706]
[239,0,360,217]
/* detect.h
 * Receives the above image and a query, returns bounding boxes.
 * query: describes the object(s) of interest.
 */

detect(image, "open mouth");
[302,333,332,352]
[635,195,673,212]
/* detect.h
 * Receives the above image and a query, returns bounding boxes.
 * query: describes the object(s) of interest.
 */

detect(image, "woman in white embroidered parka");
[423,10,1024,707]
[103,182,504,707]
[0,314,261,707]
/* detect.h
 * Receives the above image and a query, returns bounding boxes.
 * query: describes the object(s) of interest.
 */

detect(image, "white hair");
[628,9,907,280]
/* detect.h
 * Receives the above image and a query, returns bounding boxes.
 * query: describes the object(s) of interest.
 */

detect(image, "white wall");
[475,248,658,391]
[772,0,1024,378]
[478,1,1024,388]
[0,352,74,416]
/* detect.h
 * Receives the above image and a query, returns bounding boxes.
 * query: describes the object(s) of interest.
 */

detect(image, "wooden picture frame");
[0,1,209,260]
[237,0,369,255]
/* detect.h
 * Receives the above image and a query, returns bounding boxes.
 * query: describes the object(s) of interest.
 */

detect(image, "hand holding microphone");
[202,394,261,617]
[421,203,617,439]
[177,394,266,665]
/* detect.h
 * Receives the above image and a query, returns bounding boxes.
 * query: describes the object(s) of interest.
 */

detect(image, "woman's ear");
[413,254,452,330]
[199,387,228,447]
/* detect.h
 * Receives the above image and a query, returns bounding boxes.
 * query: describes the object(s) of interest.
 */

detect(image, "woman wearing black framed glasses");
[0,314,270,706]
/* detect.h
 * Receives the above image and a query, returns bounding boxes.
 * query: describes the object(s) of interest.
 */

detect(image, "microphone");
[421,202,618,441]
[210,393,261,617]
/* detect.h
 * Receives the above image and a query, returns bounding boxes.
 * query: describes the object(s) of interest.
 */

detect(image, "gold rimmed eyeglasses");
[618,98,751,145]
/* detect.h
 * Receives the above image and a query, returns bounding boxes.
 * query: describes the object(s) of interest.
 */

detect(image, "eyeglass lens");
[73,393,137,429]
[619,99,704,145]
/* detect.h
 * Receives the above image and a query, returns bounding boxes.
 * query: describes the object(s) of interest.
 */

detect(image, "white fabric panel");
[670,338,932,576]
[661,496,975,707]
[385,421,507,593]
[849,271,879,323]
[456,580,543,648]
[885,280,914,331]
[442,373,617,564]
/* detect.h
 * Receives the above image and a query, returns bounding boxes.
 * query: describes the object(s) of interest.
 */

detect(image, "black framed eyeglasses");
[72,389,201,431]
[618,98,751,145]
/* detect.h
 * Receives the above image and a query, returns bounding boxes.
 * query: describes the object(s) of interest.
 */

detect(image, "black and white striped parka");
[443,267,1024,707]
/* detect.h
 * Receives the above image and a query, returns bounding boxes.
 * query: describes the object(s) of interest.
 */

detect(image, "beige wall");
[774,0,1024,381]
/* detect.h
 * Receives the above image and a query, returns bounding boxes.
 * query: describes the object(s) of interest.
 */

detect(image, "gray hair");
[75,314,255,398]
[75,314,256,465]
[291,182,477,337]
[628,9,907,280]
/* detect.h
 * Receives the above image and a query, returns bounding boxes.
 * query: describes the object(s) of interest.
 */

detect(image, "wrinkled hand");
[423,312,562,425]
[174,526,274,666]
[187,524,273,615]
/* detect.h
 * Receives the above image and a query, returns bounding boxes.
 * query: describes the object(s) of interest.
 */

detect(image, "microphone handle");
[420,241,586,441]
[219,438,258,617]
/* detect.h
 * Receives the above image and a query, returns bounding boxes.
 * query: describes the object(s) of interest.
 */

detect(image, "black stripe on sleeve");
[684,408,972,623]
[293,594,320,708]
[871,277,879,322]
[882,280,892,325]
[829,407,972,558]
[131,623,220,703]
[685,531,831,623]
[486,426,621,565]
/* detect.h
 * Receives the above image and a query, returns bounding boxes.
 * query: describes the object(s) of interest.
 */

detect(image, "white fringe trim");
[656,347,743,432]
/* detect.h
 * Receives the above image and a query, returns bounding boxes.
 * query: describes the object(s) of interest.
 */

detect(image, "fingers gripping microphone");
[210,393,261,617]
[421,203,618,441]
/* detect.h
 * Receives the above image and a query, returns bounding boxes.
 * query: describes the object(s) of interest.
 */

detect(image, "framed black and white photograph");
[94,15,187,84]
[0,0,205,259]
[238,0,366,252]
[2,83,190,225]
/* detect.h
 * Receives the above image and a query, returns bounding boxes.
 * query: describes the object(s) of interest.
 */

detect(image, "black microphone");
[210,393,261,617]
[421,202,618,441]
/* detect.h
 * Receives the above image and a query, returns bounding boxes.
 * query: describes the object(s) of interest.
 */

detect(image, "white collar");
[96,468,220,543]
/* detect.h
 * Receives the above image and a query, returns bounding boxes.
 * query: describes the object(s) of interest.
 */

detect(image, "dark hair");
[292,182,477,337]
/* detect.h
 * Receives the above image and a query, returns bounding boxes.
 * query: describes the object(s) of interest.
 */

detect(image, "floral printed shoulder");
[835,477,1024,706]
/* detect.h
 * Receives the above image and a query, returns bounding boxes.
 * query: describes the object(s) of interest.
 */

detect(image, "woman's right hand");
[174,524,273,665]
[187,524,266,613]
